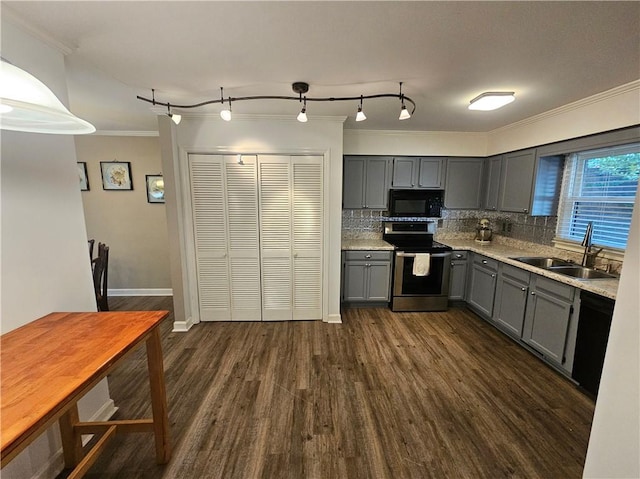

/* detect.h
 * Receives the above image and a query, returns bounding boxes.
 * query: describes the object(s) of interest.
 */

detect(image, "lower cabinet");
[522,275,575,367]
[493,264,530,338]
[449,250,468,301]
[466,254,498,317]
[342,250,392,303]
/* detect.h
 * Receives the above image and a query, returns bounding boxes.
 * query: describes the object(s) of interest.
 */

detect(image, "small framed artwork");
[77,162,89,191]
[146,174,165,203]
[101,161,133,190]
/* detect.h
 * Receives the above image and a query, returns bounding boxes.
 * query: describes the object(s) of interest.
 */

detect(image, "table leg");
[59,403,83,468]
[146,327,171,464]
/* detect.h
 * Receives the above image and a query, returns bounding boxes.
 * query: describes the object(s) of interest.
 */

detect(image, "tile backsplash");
[341,208,557,245]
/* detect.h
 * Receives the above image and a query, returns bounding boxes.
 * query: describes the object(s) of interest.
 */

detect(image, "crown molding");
[1,4,76,56]
[490,80,640,135]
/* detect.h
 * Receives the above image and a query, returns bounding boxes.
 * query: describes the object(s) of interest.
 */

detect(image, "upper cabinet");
[343,156,391,209]
[391,157,445,189]
[444,157,483,209]
[499,148,537,213]
[483,155,503,211]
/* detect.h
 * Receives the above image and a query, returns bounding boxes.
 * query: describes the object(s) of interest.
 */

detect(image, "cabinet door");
[449,260,468,301]
[494,275,528,337]
[523,288,572,364]
[342,157,365,208]
[484,155,502,211]
[418,158,445,188]
[364,157,390,209]
[467,260,497,317]
[367,262,392,301]
[499,149,536,213]
[343,262,367,301]
[392,157,416,188]
[444,158,483,208]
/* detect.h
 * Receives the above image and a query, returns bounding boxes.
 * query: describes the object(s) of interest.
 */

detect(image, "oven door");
[393,251,451,297]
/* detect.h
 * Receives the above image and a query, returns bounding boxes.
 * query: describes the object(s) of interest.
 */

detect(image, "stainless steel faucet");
[581,221,603,267]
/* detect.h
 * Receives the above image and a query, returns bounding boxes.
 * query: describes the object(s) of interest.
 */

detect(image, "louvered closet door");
[258,156,293,321]
[188,154,231,321]
[225,155,262,321]
[292,156,323,320]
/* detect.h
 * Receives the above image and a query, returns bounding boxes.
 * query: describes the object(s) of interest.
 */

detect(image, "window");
[556,143,639,250]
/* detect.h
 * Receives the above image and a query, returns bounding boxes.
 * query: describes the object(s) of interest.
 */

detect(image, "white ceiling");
[3,1,639,133]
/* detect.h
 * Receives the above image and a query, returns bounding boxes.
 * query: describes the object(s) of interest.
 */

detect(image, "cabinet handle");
[451,262,455,266]
[491,274,496,278]
[365,254,372,259]
[531,291,536,296]
[523,208,529,213]
[366,263,371,267]
[455,254,463,258]
[482,260,488,264]
[521,287,527,292]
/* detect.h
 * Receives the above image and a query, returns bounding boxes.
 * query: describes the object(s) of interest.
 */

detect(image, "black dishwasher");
[572,291,615,397]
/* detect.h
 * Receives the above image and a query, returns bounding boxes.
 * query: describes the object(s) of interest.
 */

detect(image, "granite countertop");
[440,238,619,300]
[341,238,395,251]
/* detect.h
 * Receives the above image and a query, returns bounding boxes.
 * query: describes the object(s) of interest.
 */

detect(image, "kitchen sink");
[511,257,575,268]
[546,266,617,280]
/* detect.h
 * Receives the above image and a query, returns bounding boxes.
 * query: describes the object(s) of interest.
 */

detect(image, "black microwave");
[389,189,444,217]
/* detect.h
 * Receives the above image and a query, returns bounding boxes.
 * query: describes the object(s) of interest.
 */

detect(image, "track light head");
[356,96,366,122]
[297,97,308,122]
[167,103,181,124]
[399,105,410,120]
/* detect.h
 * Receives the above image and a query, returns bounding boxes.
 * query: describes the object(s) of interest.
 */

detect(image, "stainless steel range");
[383,221,452,312]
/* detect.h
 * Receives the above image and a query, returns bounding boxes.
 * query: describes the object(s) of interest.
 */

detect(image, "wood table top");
[1,311,169,461]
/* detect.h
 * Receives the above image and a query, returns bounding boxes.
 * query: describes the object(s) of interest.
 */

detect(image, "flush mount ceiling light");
[0,58,95,134]
[137,82,416,123]
[468,92,515,111]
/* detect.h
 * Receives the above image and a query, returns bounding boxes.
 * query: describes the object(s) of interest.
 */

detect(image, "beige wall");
[75,135,171,291]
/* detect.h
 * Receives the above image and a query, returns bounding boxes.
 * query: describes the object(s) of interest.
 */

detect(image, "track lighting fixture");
[356,96,366,122]
[167,103,181,124]
[297,97,308,123]
[219,87,232,121]
[0,57,95,134]
[398,82,411,120]
[137,82,416,123]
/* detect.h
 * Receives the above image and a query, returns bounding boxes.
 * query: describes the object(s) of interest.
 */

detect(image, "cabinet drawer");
[451,250,468,261]
[501,263,530,283]
[534,275,575,301]
[473,255,498,271]
[344,250,392,262]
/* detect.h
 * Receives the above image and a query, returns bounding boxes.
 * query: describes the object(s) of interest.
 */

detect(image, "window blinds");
[555,143,639,250]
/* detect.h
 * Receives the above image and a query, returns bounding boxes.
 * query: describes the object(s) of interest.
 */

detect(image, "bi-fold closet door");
[188,154,323,322]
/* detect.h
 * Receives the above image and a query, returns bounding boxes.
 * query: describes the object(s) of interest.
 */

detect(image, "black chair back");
[92,242,109,311]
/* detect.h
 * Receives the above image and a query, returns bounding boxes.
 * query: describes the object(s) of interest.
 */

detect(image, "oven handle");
[396,252,450,258]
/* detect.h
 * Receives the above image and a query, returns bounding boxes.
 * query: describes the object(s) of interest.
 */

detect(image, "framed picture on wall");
[101,161,133,190]
[77,162,89,191]
[145,174,165,203]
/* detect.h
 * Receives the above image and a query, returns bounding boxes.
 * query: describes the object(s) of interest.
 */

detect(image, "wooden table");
[1,311,171,478]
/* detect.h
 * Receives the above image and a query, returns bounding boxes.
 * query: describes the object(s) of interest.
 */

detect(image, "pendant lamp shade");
[0,60,95,134]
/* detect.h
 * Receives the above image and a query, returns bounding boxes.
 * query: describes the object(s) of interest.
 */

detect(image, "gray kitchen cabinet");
[499,148,536,213]
[466,254,498,318]
[342,250,392,303]
[391,157,445,189]
[343,156,391,209]
[449,250,468,301]
[493,263,530,338]
[483,155,502,211]
[444,158,483,209]
[522,275,576,366]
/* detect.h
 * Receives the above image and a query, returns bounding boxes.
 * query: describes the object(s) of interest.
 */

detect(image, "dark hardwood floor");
[77,297,594,478]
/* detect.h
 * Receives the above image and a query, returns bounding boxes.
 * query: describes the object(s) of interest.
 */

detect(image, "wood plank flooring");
[75,297,594,478]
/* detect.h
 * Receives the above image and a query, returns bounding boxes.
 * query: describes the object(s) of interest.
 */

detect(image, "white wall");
[1,20,114,479]
[583,183,640,478]
[161,114,344,330]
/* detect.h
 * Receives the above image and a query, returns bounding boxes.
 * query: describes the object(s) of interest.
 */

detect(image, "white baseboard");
[108,288,173,297]
[32,400,118,479]
[326,313,342,324]
[172,315,195,332]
